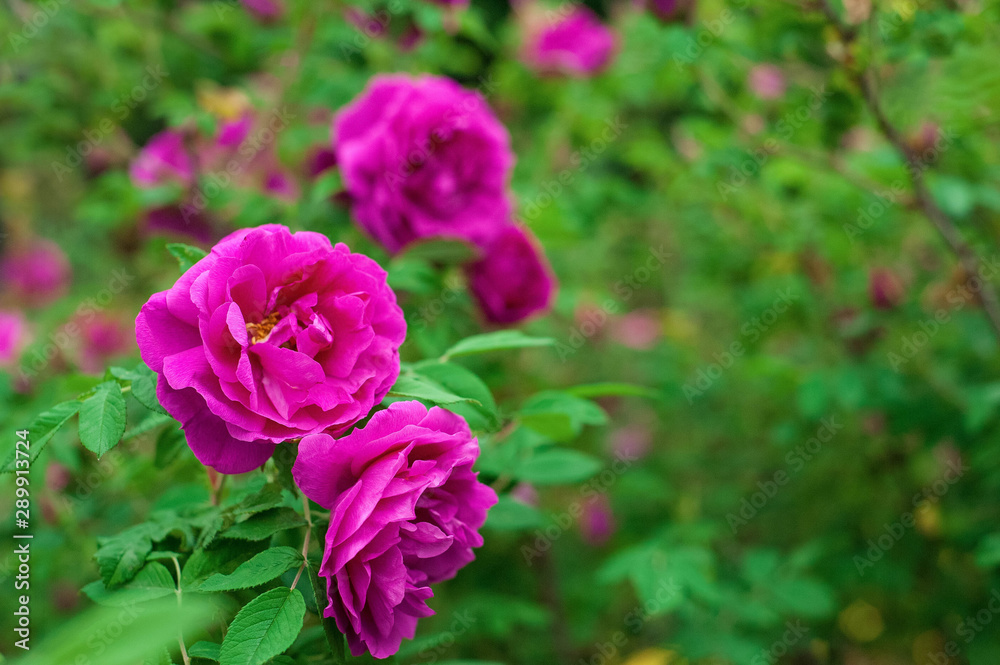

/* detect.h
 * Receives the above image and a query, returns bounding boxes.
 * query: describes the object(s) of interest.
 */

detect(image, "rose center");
[246,311,281,344]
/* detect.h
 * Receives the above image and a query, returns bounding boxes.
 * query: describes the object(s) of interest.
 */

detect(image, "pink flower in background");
[1,240,71,306]
[130,130,194,188]
[580,495,615,545]
[306,147,338,179]
[609,310,661,350]
[748,64,786,100]
[511,482,539,507]
[144,205,216,244]
[466,226,555,324]
[0,310,29,367]
[610,424,651,461]
[77,313,135,374]
[135,224,406,474]
[523,7,616,77]
[263,170,299,201]
[216,114,253,149]
[645,0,690,22]
[241,0,284,21]
[869,267,904,310]
[334,74,514,253]
[292,402,496,659]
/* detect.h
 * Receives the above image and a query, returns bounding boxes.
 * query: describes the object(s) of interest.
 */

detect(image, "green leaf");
[484,495,544,531]
[442,330,555,360]
[221,508,307,541]
[219,587,306,665]
[124,412,174,441]
[155,425,187,468]
[976,533,1000,569]
[21,597,214,665]
[396,237,480,264]
[518,391,607,441]
[182,541,268,589]
[388,374,478,407]
[79,380,127,457]
[188,641,221,661]
[228,481,286,519]
[768,577,836,618]
[0,401,81,472]
[133,364,167,415]
[83,561,177,606]
[411,361,499,430]
[96,516,185,588]
[96,535,152,588]
[167,242,208,272]
[515,448,603,485]
[565,382,661,400]
[306,554,346,663]
[199,547,303,592]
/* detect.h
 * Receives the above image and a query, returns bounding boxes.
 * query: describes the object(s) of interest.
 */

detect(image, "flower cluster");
[333,74,555,324]
[130,107,299,244]
[136,223,496,658]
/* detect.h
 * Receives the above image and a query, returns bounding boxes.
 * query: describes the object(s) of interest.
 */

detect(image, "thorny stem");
[171,556,191,665]
[291,492,312,590]
[816,0,1000,341]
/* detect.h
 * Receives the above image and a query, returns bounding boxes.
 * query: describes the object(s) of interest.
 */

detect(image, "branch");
[819,0,1000,340]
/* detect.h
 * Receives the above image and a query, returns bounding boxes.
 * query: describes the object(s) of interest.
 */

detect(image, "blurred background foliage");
[3,0,1000,663]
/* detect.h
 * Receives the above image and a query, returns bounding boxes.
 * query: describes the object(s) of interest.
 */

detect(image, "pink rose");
[523,7,616,77]
[130,130,195,189]
[77,313,136,374]
[0,310,29,367]
[466,226,556,324]
[1,240,71,306]
[292,401,496,658]
[334,74,514,253]
[135,224,406,473]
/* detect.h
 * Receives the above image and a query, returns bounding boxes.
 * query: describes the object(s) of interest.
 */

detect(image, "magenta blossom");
[645,0,690,22]
[77,313,135,374]
[1,240,71,306]
[135,224,406,474]
[144,205,216,244]
[334,74,514,253]
[0,310,29,367]
[869,267,904,310]
[748,64,786,100]
[293,401,496,658]
[523,7,616,77]
[241,0,284,21]
[466,225,555,324]
[580,494,616,546]
[130,130,195,189]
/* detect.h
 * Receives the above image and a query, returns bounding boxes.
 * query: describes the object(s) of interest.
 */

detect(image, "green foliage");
[442,330,556,360]
[198,547,303,592]
[18,598,214,665]
[218,587,307,665]
[78,380,127,457]
[167,243,209,272]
